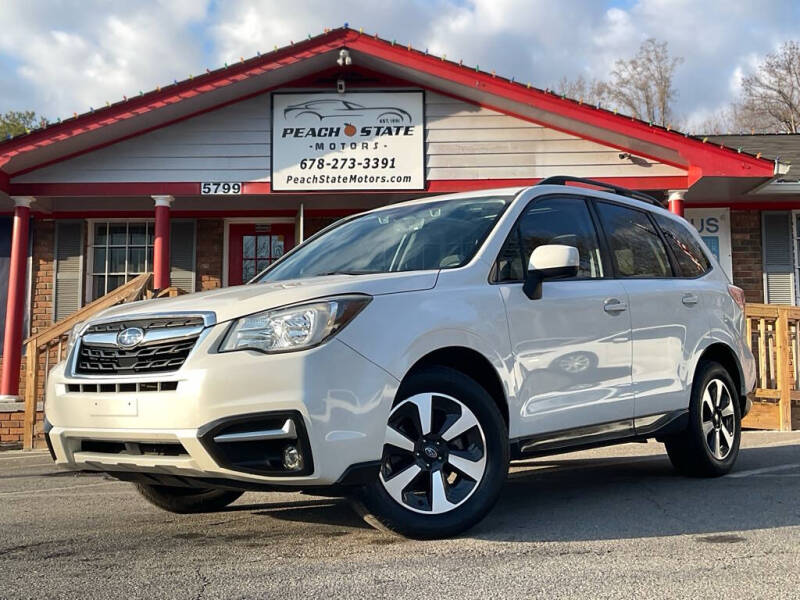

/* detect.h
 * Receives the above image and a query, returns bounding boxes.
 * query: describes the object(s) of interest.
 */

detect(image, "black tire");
[134,484,244,514]
[664,361,741,477]
[356,366,509,539]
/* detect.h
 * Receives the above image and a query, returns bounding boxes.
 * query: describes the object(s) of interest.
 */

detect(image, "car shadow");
[471,443,800,542]
[217,443,800,541]
[226,497,372,530]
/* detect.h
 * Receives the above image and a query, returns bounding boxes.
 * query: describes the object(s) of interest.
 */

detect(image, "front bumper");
[45,331,399,487]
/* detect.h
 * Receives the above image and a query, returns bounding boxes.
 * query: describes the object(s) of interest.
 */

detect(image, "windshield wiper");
[316,269,381,276]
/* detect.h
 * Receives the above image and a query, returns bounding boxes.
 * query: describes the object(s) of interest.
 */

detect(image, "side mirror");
[523,244,580,300]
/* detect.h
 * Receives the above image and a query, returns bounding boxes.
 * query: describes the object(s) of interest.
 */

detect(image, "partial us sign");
[271,91,425,191]
[685,207,732,280]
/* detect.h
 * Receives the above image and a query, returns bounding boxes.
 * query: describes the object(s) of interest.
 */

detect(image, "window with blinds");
[170,220,196,293]
[51,219,197,314]
[762,212,795,305]
[54,221,85,322]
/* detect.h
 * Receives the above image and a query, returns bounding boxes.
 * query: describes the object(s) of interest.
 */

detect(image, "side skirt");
[510,409,688,460]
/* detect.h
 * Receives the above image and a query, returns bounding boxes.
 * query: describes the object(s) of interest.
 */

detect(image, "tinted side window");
[653,214,711,277]
[494,196,604,281]
[595,202,672,278]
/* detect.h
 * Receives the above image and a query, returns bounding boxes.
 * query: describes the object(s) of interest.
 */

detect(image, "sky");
[1,0,799,131]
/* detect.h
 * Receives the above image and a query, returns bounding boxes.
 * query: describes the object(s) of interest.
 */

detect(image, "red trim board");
[8,176,688,197]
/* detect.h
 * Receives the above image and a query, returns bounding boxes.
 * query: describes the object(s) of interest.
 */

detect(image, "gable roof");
[0,27,778,190]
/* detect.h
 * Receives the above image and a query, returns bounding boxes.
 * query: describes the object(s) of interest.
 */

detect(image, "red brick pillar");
[1,197,32,398]
[152,195,173,290]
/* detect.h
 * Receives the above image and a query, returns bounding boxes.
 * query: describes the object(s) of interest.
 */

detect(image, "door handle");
[603,298,628,313]
[682,293,699,306]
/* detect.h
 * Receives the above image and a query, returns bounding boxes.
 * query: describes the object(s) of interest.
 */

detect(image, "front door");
[228,223,295,286]
[495,195,634,441]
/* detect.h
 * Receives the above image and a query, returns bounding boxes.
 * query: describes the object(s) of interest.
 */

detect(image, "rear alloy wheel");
[664,361,741,477]
[700,378,737,461]
[357,366,508,539]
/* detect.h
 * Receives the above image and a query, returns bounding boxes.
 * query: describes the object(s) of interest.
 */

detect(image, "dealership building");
[0,27,797,440]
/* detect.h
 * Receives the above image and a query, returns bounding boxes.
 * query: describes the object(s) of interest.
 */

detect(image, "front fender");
[337,286,516,406]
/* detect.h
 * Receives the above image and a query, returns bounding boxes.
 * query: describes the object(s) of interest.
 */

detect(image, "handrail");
[24,273,153,349]
[22,273,154,449]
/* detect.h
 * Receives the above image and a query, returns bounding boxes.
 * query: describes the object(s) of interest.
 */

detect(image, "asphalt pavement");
[1,431,799,599]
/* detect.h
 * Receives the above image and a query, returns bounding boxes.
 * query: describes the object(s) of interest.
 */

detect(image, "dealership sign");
[271,91,425,191]
[685,207,732,280]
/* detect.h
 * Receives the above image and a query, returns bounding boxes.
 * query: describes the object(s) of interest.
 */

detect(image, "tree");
[604,39,683,127]
[555,75,608,107]
[739,41,800,133]
[0,110,48,138]
[554,39,682,127]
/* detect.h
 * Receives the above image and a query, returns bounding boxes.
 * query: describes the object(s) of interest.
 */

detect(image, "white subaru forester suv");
[45,177,755,539]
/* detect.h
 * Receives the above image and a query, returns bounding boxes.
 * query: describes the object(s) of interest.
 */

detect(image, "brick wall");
[30,220,55,335]
[0,410,45,450]
[195,219,223,291]
[0,410,25,447]
[730,210,764,303]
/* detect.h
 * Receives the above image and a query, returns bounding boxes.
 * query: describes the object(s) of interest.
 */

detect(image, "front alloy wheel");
[380,392,487,514]
[356,366,508,539]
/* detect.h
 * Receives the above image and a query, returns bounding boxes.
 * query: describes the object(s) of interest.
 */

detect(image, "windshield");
[258,195,512,282]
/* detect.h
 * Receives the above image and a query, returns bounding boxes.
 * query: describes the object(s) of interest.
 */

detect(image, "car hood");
[90,271,439,324]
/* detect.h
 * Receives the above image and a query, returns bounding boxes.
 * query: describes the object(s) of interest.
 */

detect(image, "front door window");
[228,223,294,286]
[242,234,285,281]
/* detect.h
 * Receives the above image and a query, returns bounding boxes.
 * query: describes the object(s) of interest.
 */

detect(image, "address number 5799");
[200,182,242,195]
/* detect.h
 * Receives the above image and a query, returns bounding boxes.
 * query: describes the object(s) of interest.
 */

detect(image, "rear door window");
[653,213,712,277]
[595,201,672,278]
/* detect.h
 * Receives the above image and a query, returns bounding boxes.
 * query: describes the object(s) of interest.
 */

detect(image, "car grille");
[74,316,206,376]
[76,338,198,375]
[83,316,205,334]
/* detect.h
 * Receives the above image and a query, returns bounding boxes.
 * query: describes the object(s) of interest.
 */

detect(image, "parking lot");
[1,431,798,599]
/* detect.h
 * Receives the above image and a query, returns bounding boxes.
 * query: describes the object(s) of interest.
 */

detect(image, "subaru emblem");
[116,327,144,349]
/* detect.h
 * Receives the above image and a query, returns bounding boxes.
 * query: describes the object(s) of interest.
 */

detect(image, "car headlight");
[65,321,85,356]
[219,295,371,354]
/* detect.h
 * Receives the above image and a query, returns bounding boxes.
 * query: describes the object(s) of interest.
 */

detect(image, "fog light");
[283,445,304,471]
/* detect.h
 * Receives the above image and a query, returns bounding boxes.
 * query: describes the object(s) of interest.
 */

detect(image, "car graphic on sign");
[283,99,412,123]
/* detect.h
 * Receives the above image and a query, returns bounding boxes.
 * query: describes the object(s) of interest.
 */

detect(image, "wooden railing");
[21,274,187,448]
[743,303,798,431]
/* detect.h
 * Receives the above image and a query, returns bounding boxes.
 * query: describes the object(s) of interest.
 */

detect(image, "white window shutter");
[54,221,84,321]
[762,212,794,305]
[170,220,196,293]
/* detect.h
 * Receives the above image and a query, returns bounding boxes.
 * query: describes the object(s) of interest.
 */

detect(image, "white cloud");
[1,0,799,130]
[0,0,208,118]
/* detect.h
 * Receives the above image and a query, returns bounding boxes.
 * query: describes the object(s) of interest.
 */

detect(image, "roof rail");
[537,176,665,208]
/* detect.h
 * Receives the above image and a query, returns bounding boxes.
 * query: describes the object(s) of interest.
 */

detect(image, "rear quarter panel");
[698,272,755,397]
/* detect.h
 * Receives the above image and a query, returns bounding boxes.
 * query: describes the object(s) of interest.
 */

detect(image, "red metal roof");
[0,27,776,184]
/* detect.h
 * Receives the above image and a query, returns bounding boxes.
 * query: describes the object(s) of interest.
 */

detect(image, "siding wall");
[16,95,272,183]
[423,92,683,180]
[15,90,684,184]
